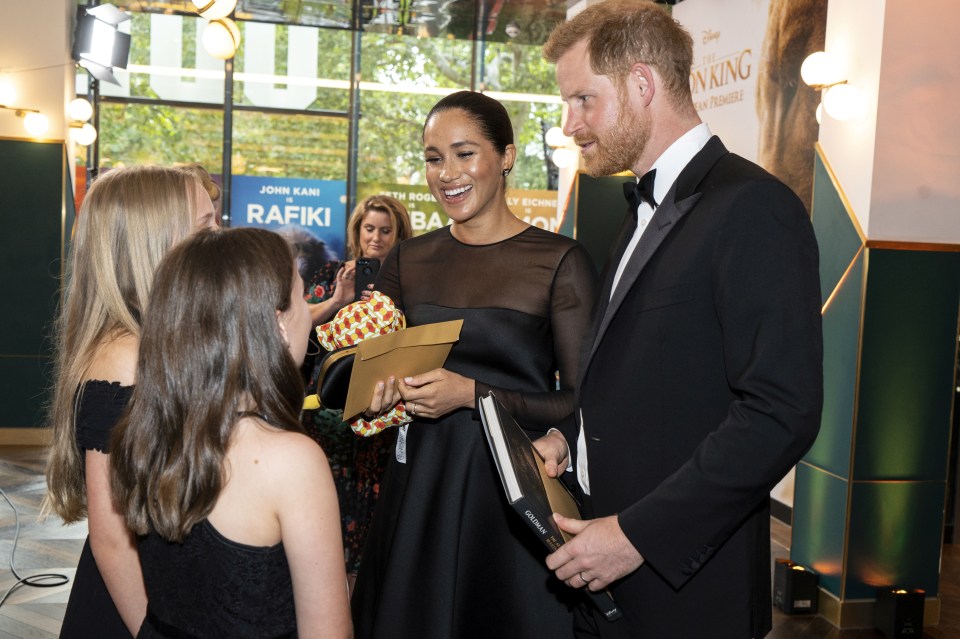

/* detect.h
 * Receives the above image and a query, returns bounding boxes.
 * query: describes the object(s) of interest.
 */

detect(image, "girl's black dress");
[351,226,598,639]
[60,380,135,638]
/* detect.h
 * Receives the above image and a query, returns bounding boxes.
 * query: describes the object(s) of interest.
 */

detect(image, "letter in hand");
[532,430,569,478]
[545,514,644,590]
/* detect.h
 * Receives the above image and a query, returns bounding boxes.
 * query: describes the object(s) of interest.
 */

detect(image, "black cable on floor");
[0,486,69,608]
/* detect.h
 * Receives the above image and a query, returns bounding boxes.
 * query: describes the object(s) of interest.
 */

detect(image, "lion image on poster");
[756,0,827,214]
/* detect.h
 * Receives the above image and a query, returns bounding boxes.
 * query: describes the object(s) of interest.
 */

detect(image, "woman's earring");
[502,167,512,177]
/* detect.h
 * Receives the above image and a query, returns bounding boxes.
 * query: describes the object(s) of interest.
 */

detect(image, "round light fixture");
[800,51,845,88]
[70,123,98,146]
[68,98,94,123]
[191,0,237,20]
[202,18,241,60]
[823,83,867,121]
[23,112,49,137]
[551,147,577,169]
[545,126,568,148]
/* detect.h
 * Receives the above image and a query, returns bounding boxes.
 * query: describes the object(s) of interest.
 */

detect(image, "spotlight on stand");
[773,559,819,614]
[874,588,925,639]
[72,4,132,86]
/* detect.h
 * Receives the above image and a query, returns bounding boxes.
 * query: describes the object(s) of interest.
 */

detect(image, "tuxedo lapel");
[581,136,729,377]
[577,197,637,390]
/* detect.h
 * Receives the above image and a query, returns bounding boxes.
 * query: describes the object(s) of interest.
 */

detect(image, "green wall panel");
[846,481,946,599]
[854,249,960,481]
[0,139,66,428]
[791,463,848,597]
[804,251,863,477]
[0,357,52,428]
[811,152,863,305]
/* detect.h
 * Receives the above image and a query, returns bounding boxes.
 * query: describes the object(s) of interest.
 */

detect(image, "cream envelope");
[343,319,463,418]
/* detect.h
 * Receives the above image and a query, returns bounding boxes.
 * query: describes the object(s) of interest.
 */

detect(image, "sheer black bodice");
[375,225,597,431]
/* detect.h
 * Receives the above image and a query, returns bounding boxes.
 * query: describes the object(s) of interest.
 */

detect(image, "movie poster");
[230,175,348,264]
[673,0,771,162]
[357,183,570,238]
[674,0,826,212]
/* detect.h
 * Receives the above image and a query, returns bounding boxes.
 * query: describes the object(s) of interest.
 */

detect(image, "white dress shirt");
[576,123,713,495]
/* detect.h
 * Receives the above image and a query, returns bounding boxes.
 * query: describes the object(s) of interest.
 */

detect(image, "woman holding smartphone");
[351,91,598,638]
[302,195,412,593]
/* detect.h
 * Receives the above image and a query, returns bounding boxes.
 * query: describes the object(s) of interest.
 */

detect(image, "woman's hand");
[307,261,357,326]
[398,368,475,420]
[364,376,399,418]
[329,260,356,308]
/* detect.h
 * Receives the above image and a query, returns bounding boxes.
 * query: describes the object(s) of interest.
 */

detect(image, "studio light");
[72,4,132,85]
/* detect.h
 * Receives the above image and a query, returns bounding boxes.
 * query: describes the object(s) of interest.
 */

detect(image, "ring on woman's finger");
[579,573,589,586]
[410,402,417,415]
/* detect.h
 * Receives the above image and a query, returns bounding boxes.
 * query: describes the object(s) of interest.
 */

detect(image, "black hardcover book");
[478,392,622,622]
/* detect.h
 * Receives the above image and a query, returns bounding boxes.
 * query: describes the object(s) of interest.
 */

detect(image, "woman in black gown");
[45,166,218,637]
[351,91,598,638]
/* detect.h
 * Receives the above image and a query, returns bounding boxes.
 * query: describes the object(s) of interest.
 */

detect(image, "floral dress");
[302,259,398,575]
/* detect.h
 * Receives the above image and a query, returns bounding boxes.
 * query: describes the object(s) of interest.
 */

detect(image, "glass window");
[97,103,223,168]
[232,110,348,179]
[232,23,351,112]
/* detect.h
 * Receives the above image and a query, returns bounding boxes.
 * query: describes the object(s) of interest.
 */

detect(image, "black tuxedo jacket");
[571,137,823,638]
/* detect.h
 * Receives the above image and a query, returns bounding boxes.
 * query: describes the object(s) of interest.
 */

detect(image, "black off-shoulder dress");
[60,380,135,639]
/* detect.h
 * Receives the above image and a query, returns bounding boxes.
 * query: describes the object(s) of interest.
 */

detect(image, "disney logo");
[702,29,720,44]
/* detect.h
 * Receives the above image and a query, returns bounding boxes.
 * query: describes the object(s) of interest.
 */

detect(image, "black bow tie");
[623,169,658,217]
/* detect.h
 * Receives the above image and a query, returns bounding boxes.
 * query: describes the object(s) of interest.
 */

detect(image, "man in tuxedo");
[535,2,823,637]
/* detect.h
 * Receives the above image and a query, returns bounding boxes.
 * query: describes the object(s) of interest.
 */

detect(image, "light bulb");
[70,123,98,146]
[23,112,49,137]
[545,126,568,148]
[68,98,94,123]
[191,0,237,20]
[551,147,577,169]
[815,101,822,125]
[823,83,867,121]
[0,79,15,106]
[800,51,845,88]
[201,18,241,60]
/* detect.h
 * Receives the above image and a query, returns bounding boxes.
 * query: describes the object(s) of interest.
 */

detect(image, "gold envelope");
[343,319,463,418]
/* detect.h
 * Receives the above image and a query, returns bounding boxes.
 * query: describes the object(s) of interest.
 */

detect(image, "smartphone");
[354,257,381,301]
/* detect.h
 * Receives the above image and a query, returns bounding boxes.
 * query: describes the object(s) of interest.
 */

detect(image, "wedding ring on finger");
[579,573,589,586]
[410,402,417,415]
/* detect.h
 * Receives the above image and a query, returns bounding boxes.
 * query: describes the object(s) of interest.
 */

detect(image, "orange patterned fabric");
[311,291,411,437]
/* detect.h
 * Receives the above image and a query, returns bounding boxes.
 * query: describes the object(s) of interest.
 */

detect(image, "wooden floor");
[0,445,957,638]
